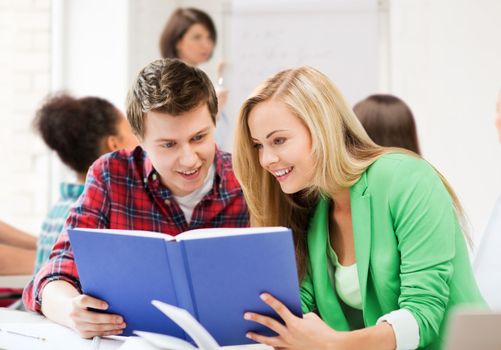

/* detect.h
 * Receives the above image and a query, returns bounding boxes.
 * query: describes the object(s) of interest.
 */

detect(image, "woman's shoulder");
[365,152,439,189]
[369,152,432,174]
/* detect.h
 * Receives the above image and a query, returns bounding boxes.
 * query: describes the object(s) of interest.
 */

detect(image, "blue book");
[68,226,302,346]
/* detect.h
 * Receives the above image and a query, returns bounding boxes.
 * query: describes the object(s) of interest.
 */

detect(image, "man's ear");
[105,135,119,152]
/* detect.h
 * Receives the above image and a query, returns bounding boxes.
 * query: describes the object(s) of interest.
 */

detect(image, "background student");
[23,58,248,339]
[353,94,421,154]
[159,7,231,151]
[31,94,138,274]
[233,66,485,349]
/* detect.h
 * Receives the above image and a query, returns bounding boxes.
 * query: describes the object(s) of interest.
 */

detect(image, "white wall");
[389,0,501,240]
[0,0,51,233]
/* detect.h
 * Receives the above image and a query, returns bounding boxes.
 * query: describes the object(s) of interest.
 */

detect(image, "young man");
[23,58,248,338]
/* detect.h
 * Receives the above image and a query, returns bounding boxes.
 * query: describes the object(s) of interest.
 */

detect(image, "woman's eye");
[273,137,286,145]
[253,143,263,150]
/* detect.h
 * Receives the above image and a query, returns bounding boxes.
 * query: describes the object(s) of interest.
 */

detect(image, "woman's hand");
[244,293,342,350]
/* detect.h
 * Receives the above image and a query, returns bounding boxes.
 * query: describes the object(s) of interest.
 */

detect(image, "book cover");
[68,227,301,346]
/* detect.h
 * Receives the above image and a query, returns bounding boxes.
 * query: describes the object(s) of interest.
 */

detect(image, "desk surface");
[0,274,32,288]
[0,308,272,350]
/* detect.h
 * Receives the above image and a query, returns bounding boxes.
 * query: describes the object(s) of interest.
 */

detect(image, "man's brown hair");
[126,58,218,138]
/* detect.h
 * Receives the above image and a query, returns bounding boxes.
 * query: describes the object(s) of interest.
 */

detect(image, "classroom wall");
[0,0,51,233]
[389,0,501,240]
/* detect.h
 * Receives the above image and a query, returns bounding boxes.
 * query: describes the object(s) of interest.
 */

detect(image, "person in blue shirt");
[32,94,137,274]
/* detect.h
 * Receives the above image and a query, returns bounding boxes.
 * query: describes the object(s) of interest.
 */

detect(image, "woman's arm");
[0,219,36,250]
[0,244,35,275]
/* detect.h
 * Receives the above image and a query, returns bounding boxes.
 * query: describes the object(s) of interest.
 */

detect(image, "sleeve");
[377,308,420,349]
[300,272,316,314]
[388,158,457,347]
[22,160,111,313]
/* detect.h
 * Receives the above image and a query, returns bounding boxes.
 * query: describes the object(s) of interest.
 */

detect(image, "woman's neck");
[76,172,86,184]
[332,188,351,212]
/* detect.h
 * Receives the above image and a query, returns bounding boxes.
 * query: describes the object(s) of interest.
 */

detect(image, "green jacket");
[300,153,485,349]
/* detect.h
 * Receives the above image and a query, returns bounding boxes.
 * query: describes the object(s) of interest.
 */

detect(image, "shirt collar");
[60,182,85,200]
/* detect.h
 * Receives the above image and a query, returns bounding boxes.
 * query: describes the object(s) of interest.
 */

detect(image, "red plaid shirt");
[23,147,249,312]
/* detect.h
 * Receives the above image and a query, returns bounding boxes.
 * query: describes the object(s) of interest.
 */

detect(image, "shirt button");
[164,199,170,205]
[152,173,158,181]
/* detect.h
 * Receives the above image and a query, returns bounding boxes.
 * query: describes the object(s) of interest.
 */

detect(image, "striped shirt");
[23,146,249,312]
[33,182,84,275]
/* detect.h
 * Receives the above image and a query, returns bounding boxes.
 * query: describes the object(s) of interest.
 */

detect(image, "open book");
[68,226,301,346]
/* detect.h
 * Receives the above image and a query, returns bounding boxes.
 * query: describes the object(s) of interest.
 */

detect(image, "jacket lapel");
[350,172,372,318]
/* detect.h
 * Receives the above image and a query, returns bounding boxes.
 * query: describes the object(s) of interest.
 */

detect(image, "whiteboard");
[219,0,386,150]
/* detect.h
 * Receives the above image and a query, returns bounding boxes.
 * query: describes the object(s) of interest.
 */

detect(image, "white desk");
[0,308,272,350]
[0,274,32,288]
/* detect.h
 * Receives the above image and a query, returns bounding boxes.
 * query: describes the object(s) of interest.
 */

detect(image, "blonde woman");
[234,66,485,350]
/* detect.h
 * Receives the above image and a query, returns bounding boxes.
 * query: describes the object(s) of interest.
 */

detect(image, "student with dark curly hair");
[32,94,137,274]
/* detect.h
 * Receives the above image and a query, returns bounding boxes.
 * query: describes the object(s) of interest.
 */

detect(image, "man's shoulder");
[90,146,147,180]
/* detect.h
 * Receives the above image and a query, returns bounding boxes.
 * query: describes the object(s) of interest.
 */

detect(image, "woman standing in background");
[159,7,231,151]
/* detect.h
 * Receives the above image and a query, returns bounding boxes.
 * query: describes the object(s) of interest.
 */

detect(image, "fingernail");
[246,333,252,339]
[115,317,123,324]
[102,303,108,309]
[260,293,268,300]
[244,313,251,320]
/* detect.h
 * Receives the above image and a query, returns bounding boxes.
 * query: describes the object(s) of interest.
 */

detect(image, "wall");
[0,0,51,233]
[389,0,501,240]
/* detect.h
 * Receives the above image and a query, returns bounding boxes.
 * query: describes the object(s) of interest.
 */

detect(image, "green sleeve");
[300,272,316,314]
[388,158,456,348]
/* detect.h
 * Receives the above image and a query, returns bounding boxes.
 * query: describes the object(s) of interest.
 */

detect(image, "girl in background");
[159,7,231,151]
[353,94,421,154]
[32,94,137,274]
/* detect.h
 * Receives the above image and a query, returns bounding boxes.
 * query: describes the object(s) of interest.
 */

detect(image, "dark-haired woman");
[159,7,232,151]
[32,94,137,274]
[353,94,421,154]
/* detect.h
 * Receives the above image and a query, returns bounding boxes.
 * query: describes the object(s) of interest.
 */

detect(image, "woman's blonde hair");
[233,66,469,278]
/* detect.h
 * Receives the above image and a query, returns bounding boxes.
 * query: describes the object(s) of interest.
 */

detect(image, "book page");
[72,228,175,241]
[177,226,288,241]
[151,300,220,350]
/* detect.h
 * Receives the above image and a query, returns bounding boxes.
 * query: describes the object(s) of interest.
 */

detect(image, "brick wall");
[0,0,51,233]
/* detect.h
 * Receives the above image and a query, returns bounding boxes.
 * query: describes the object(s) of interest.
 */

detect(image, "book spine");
[164,242,197,318]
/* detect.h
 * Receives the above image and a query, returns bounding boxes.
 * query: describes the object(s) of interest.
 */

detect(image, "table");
[0,308,272,350]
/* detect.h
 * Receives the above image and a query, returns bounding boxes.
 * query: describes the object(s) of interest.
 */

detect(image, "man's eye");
[192,134,205,142]
[162,142,175,148]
